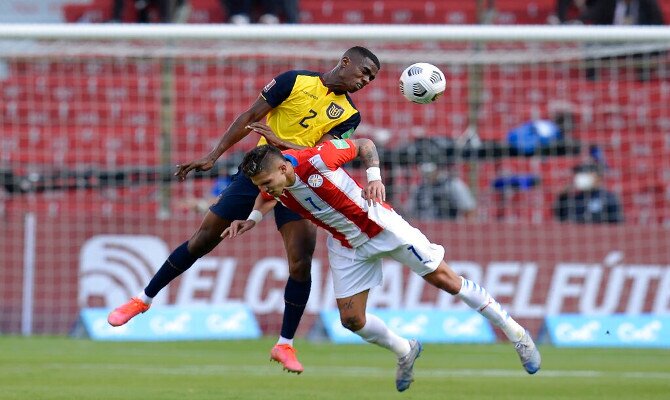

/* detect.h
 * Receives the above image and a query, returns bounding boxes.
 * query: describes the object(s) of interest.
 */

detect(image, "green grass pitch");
[2,336,669,399]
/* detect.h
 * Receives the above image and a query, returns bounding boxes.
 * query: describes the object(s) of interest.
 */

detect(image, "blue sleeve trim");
[261,70,299,108]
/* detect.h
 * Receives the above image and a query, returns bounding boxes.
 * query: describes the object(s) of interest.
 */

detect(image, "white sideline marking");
[31,364,670,380]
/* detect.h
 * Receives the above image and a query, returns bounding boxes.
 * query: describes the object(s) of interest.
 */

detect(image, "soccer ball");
[399,63,446,104]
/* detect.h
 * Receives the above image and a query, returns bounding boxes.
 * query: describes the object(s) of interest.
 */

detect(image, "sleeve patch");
[331,139,350,149]
[262,79,277,93]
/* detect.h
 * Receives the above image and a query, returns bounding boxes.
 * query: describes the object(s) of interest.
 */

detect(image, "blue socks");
[144,241,198,298]
[280,277,311,339]
[143,243,312,342]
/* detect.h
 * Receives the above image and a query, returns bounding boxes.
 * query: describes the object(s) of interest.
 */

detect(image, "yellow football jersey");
[259,70,361,147]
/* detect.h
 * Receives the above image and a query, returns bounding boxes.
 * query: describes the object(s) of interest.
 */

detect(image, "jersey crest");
[307,174,324,188]
[326,102,345,119]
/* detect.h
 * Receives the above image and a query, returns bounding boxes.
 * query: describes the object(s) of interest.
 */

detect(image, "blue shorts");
[209,169,303,230]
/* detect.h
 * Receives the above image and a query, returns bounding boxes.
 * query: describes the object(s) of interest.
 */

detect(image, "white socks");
[137,291,153,305]
[456,277,525,342]
[276,336,294,346]
[354,313,411,358]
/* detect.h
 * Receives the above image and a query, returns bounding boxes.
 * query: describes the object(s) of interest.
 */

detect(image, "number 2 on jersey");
[299,109,317,128]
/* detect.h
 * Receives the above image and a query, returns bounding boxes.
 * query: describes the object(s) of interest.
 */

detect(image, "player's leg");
[107,171,256,327]
[269,205,316,373]
[337,290,410,356]
[329,236,420,392]
[144,211,230,297]
[389,228,541,374]
[422,264,540,373]
[336,290,421,392]
[421,263,527,340]
[107,210,232,326]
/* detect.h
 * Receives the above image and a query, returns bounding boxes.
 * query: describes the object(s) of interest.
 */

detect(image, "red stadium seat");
[299,0,477,24]
[491,0,555,25]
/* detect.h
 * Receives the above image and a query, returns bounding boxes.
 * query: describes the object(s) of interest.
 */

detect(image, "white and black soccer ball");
[399,63,446,104]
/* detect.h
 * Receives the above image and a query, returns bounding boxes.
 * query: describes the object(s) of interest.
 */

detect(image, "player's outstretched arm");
[247,122,337,151]
[352,138,385,206]
[221,195,277,239]
[220,219,256,239]
[247,122,303,150]
[353,138,380,167]
[175,97,273,181]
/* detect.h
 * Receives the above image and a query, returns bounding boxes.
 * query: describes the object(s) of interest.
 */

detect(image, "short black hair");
[344,46,381,70]
[240,144,284,178]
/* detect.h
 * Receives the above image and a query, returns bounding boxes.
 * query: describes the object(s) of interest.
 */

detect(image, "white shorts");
[327,216,445,299]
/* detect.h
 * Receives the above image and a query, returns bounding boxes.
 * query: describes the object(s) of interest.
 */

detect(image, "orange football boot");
[107,297,150,327]
[270,344,304,374]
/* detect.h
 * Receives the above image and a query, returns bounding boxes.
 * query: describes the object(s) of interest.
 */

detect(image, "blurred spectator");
[281,0,301,24]
[506,109,573,156]
[408,162,476,220]
[579,0,665,25]
[111,0,187,23]
[549,0,664,26]
[549,0,596,24]
[220,0,281,24]
[553,163,623,224]
[491,172,541,221]
[507,119,562,156]
[575,0,665,80]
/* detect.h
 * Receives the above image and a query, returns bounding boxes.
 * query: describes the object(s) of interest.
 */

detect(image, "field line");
[17,364,670,380]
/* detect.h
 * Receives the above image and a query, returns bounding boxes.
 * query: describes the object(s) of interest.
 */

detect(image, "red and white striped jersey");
[268,139,402,248]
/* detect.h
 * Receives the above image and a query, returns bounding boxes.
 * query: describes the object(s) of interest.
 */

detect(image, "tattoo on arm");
[343,298,354,310]
[356,139,380,168]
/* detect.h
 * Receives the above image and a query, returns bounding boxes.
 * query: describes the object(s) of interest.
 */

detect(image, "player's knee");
[187,213,229,257]
[287,256,312,281]
[187,239,213,258]
[188,229,222,257]
[340,314,365,332]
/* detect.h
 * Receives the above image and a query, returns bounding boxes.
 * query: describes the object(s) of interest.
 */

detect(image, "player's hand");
[362,181,386,206]
[221,220,256,239]
[247,122,285,148]
[174,156,216,181]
